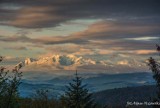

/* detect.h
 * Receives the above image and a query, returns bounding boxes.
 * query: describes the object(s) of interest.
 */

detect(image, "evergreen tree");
[61,70,96,108]
[148,44,160,107]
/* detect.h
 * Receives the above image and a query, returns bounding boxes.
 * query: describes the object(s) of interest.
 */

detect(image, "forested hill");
[93,85,157,107]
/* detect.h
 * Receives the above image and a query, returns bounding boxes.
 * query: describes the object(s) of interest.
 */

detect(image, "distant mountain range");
[19,72,155,97]
[15,54,148,72]
[23,54,97,66]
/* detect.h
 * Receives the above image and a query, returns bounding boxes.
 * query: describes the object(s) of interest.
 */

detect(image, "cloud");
[0,19,158,54]
[44,44,82,55]
[72,48,95,56]
[0,35,89,45]
[0,35,31,42]
[132,50,157,55]
[96,49,114,55]
[117,60,129,65]
[4,46,28,50]
[36,36,89,45]
[0,0,159,28]
[0,56,25,66]
[70,20,160,40]
[0,18,158,57]
[7,6,65,28]
[0,19,158,47]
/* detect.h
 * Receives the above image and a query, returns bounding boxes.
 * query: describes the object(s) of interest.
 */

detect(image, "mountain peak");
[17,54,97,69]
[24,58,36,65]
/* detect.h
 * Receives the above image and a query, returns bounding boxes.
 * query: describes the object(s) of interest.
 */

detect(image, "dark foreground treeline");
[18,85,157,108]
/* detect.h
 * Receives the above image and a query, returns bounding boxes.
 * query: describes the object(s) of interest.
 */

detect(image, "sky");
[0,0,160,72]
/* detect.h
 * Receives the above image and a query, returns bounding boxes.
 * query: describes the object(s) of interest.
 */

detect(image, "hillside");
[93,85,157,107]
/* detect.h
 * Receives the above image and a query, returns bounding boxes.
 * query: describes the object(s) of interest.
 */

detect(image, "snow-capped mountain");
[25,58,36,65]
[15,54,147,72]
[17,55,97,68]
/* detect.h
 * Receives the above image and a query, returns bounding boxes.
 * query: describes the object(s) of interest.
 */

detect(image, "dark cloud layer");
[0,35,89,45]
[0,0,159,28]
[0,0,159,57]
[0,17,159,52]
[4,46,27,50]
[69,20,160,40]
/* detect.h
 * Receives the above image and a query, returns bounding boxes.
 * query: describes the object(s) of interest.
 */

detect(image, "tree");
[0,56,22,108]
[19,89,62,108]
[61,70,96,108]
[148,44,160,107]
[0,56,9,106]
[31,89,50,108]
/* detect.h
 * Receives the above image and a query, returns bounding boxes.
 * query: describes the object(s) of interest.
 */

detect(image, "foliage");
[18,89,62,108]
[148,44,160,108]
[61,71,96,108]
[0,56,22,108]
